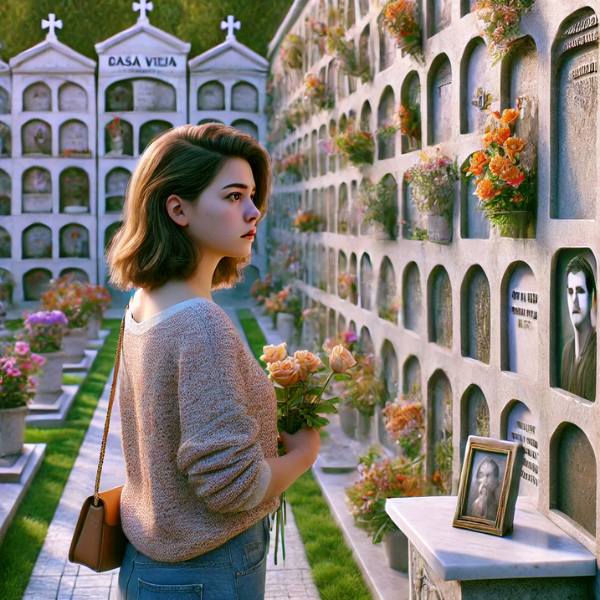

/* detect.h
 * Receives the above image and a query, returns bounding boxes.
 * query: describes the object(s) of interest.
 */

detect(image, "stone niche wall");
[268,0,600,567]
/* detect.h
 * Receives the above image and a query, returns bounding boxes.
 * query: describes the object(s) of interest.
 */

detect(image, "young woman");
[106,123,321,600]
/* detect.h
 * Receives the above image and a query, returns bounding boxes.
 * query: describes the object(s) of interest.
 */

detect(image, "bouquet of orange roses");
[260,341,357,564]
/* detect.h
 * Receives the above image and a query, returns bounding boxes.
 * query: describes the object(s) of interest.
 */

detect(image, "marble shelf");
[386,495,596,582]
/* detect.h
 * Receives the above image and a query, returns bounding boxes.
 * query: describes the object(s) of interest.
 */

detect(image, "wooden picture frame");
[453,436,524,536]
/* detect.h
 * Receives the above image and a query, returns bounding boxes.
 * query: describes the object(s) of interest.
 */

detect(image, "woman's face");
[179,157,262,259]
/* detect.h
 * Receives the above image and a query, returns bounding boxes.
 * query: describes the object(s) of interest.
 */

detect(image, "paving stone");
[57,575,77,600]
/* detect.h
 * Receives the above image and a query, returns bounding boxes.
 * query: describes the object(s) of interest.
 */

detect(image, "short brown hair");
[106,123,272,292]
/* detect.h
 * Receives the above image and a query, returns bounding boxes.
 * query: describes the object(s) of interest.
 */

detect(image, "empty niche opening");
[501,261,538,379]
[0,86,9,114]
[359,326,375,357]
[328,247,336,293]
[23,268,52,301]
[378,339,399,450]
[501,399,538,499]
[359,25,371,80]
[60,224,90,258]
[349,252,358,304]
[460,265,491,364]
[0,226,11,258]
[551,8,598,220]
[403,261,422,333]
[460,384,489,461]
[311,130,318,176]
[360,100,372,133]
[104,221,122,252]
[379,23,395,72]
[232,81,259,113]
[427,369,453,493]
[105,168,131,213]
[0,121,10,157]
[329,120,337,173]
[428,0,451,37]
[338,183,349,233]
[105,118,133,156]
[328,308,337,340]
[338,250,349,299]
[22,223,52,259]
[347,0,356,29]
[23,82,51,111]
[403,355,421,397]
[350,180,359,235]
[428,54,452,145]
[59,120,89,156]
[460,153,490,239]
[338,115,348,169]
[59,267,89,283]
[400,71,421,154]
[327,64,336,107]
[22,119,51,155]
[319,124,328,176]
[0,169,11,215]
[139,120,173,154]
[22,167,52,213]
[377,86,396,160]
[428,265,453,348]
[60,168,89,214]
[359,178,371,235]
[551,422,596,537]
[376,256,397,323]
[360,253,374,310]
[59,82,87,112]
[198,81,225,111]
[460,37,493,135]
[0,268,14,305]
[552,248,597,402]
[318,244,327,291]
[337,313,347,336]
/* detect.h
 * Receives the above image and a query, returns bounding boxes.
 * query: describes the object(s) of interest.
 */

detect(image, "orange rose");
[268,359,301,386]
[489,155,512,176]
[501,166,525,187]
[500,108,520,125]
[504,136,525,161]
[294,349,324,381]
[494,126,511,146]
[329,345,357,373]
[483,133,495,148]
[475,179,501,200]
[260,342,288,364]
[463,151,490,176]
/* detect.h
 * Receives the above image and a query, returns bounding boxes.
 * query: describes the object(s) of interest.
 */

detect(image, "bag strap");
[93,301,130,507]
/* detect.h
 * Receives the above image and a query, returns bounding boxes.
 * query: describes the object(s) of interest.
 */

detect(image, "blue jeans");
[118,516,271,600]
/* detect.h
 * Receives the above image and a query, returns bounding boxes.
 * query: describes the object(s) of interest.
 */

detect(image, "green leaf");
[316,402,338,414]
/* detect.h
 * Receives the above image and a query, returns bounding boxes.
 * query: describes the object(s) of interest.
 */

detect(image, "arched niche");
[428,0,451,37]
[378,339,399,449]
[318,243,327,291]
[22,119,52,155]
[59,120,89,155]
[318,124,328,176]
[427,369,453,491]
[359,326,375,355]
[60,223,90,258]
[59,267,89,283]
[105,168,131,213]
[310,129,318,177]
[460,38,493,134]
[379,25,395,72]
[0,268,14,305]
[0,86,9,114]
[377,86,396,160]
[552,248,597,402]
[428,55,453,145]
[551,8,598,220]
[328,247,336,293]
[377,256,397,323]
[328,119,337,173]
[104,221,122,251]
[359,0,369,19]
[22,167,52,213]
[402,177,424,239]
[429,266,453,348]
[198,81,225,110]
[350,180,359,235]
[105,80,133,111]
[327,64,336,107]
[0,169,11,216]
[460,153,490,239]
[400,71,422,154]
[461,265,491,364]
[0,226,11,258]
[328,307,337,340]
[502,262,538,379]
[349,252,358,305]
[106,78,176,112]
[23,82,51,111]
[359,25,372,80]
[360,100,373,132]
[22,223,52,259]
[105,118,133,156]
[347,0,356,29]
[60,168,89,214]
[0,121,10,157]
[403,355,421,396]
[337,313,347,336]
[551,423,596,536]
[360,253,374,311]
[232,81,259,113]
[338,250,349,299]
[359,178,371,236]
[338,114,348,169]
[23,268,52,301]
[338,183,349,233]
[139,120,172,154]
[403,262,422,334]
[59,82,87,112]
[460,385,489,461]
[198,118,224,125]
[502,400,538,499]
[326,185,336,232]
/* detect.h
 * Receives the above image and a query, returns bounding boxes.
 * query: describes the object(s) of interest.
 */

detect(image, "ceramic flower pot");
[62,326,89,363]
[426,215,452,244]
[276,312,296,349]
[86,311,102,340]
[339,404,357,439]
[356,411,374,443]
[383,528,409,572]
[495,211,533,239]
[33,349,67,405]
[0,406,29,457]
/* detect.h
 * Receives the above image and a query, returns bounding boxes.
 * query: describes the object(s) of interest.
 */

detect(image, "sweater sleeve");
[175,312,272,514]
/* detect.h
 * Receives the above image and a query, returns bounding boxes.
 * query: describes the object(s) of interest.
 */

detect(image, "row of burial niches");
[0,167,130,214]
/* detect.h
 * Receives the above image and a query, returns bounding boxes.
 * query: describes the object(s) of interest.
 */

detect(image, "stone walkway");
[22,300,320,600]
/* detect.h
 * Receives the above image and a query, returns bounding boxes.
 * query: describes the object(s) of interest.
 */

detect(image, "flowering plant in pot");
[261,341,356,563]
[326,23,372,83]
[382,385,424,460]
[336,118,375,166]
[358,178,399,241]
[250,274,276,306]
[292,208,324,233]
[82,283,112,339]
[378,294,401,324]
[281,153,305,179]
[337,272,358,303]
[264,286,303,331]
[377,0,423,63]
[397,96,421,151]
[303,74,334,111]
[306,17,328,54]
[463,107,536,238]
[280,34,304,70]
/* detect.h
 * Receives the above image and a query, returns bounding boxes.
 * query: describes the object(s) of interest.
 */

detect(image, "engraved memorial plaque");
[231,82,259,113]
[132,79,176,112]
[198,81,225,111]
[505,401,538,499]
[59,83,87,112]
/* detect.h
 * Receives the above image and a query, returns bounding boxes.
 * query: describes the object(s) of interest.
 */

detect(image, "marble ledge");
[385,496,596,582]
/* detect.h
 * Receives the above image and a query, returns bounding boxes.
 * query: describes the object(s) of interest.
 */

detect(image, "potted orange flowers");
[463,107,536,238]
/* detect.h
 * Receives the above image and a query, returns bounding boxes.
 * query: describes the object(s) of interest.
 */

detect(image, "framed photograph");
[453,436,524,536]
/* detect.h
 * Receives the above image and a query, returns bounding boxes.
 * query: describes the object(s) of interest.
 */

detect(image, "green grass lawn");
[0,319,121,600]
[236,308,373,600]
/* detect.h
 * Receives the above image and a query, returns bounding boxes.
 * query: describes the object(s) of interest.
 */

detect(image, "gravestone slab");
[198,81,225,110]
[22,120,52,155]
[431,59,452,144]
[23,226,52,258]
[232,82,258,112]
[59,83,87,111]
[59,121,88,154]
[132,78,176,112]
[23,83,51,111]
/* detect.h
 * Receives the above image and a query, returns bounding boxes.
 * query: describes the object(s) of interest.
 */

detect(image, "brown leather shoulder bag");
[68,303,129,572]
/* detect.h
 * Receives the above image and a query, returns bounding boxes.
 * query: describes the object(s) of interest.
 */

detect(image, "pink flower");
[14,341,30,355]
[31,354,46,366]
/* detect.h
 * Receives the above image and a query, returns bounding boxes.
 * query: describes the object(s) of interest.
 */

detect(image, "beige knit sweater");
[118,297,279,562]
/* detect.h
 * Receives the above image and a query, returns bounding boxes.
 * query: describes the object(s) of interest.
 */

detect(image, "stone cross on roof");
[221,15,241,40]
[133,0,153,23]
[42,14,63,40]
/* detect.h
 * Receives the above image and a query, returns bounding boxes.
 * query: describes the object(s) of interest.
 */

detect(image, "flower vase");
[338,404,357,439]
[86,310,102,340]
[426,214,452,244]
[33,349,67,405]
[0,406,29,458]
[382,529,409,572]
[62,326,89,363]
[356,411,373,443]
[495,211,533,239]
[276,312,296,350]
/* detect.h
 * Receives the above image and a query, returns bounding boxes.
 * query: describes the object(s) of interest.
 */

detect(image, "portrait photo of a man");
[465,452,507,522]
